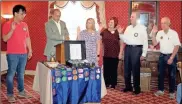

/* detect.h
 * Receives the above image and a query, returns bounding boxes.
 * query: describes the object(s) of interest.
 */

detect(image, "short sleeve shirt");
[79,30,101,65]
[156,29,181,54]
[2,21,30,54]
[101,29,120,58]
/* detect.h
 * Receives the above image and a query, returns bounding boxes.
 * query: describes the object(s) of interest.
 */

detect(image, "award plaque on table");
[55,40,86,66]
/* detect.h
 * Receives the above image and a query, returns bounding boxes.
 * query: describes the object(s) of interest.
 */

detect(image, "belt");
[126,45,143,47]
[160,53,172,56]
[161,53,171,56]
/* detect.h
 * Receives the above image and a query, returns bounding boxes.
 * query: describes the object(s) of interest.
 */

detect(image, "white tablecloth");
[1,51,8,72]
[33,62,107,104]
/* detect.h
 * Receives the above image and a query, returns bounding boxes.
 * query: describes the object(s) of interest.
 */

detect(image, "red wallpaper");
[105,1,130,28]
[1,1,48,70]
[159,1,181,42]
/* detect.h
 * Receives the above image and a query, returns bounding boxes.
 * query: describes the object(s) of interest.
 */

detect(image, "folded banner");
[51,64,101,104]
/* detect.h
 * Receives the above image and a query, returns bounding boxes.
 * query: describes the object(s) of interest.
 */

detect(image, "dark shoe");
[106,84,110,88]
[123,88,133,92]
[133,89,141,95]
[111,85,115,89]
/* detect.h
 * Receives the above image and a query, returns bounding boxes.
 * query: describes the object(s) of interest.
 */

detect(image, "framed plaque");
[55,40,86,64]
[64,40,86,60]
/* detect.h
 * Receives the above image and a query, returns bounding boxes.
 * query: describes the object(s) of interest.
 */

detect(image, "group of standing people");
[45,9,181,99]
[2,4,181,103]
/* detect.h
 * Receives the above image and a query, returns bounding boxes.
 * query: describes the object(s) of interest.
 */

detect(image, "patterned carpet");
[1,75,178,104]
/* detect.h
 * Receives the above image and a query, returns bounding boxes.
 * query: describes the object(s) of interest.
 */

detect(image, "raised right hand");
[77,26,81,35]
[116,25,124,34]
[99,24,104,32]
[152,25,158,35]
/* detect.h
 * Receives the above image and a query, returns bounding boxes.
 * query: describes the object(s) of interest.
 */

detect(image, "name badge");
[78,69,83,73]
[62,70,66,76]
[55,77,61,83]
[79,74,84,78]
[84,71,89,77]
[73,75,78,80]
[67,68,72,71]
[134,33,138,37]
[67,71,72,76]
[55,70,61,77]
[72,70,77,75]
[23,27,27,31]
[62,76,67,81]
[96,68,101,73]
[68,77,72,81]
[85,77,89,81]
[160,36,163,39]
[96,74,100,79]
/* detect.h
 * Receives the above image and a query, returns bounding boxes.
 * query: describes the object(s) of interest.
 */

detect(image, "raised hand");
[152,25,158,35]
[99,23,104,32]
[77,26,81,34]
[76,26,81,40]
[116,25,124,34]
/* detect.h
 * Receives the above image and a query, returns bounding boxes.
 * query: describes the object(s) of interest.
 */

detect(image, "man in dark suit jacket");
[44,9,69,60]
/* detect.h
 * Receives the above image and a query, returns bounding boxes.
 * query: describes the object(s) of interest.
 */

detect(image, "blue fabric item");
[91,67,101,102]
[51,65,101,104]
[78,68,89,103]
[177,83,182,104]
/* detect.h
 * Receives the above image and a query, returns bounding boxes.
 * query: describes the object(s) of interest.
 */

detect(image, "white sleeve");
[142,27,148,57]
[156,32,160,43]
[173,32,181,46]
[119,26,129,42]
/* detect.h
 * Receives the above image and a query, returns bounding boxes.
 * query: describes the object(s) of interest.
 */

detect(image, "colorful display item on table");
[44,62,59,68]
[51,62,101,104]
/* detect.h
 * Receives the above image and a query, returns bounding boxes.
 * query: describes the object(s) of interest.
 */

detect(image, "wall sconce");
[1,14,13,21]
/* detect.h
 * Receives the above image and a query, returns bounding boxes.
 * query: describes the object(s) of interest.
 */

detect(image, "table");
[1,51,8,73]
[33,62,107,104]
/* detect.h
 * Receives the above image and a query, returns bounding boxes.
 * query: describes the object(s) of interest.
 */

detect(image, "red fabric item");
[101,29,120,58]
[2,20,29,54]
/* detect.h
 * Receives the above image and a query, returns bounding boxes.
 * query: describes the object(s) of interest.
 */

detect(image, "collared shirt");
[53,19,61,35]
[2,20,30,54]
[156,28,181,54]
[119,24,148,57]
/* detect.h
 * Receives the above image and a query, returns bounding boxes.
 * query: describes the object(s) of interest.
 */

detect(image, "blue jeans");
[158,53,177,93]
[6,54,27,96]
